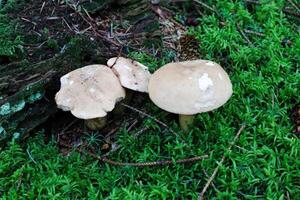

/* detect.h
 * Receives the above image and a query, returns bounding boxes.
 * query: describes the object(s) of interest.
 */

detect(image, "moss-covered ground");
[1,0,300,199]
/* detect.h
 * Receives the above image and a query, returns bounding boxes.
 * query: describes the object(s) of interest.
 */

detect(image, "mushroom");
[148,59,232,132]
[107,57,151,114]
[55,64,125,130]
[107,57,151,93]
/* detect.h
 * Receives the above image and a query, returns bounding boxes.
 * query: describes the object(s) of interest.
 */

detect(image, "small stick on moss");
[244,29,265,37]
[83,8,94,22]
[59,141,208,167]
[283,9,300,18]
[133,126,150,138]
[121,103,189,146]
[103,126,150,157]
[198,125,246,200]
[40,2,46,14]
[16,166,25,191]
[202,169,217,191]
[26,148,37,164]
[127,119,139,132]
[110,46,124,68]
[287,0,300,14]
[286,191,291,200]
[21,17,37,26]
[245,0,300,18]
[62,17,73,32]
[193,0,218,14]
[243,0,260,5]
[237,23,254,46]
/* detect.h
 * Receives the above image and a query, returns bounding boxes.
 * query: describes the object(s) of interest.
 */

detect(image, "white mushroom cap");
[107,57,151,92]
[55,64,125,119]
[148,60,232,115]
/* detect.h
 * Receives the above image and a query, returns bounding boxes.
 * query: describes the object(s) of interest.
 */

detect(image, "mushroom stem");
[85,117,107,130]
[113,89,133,115]
[179,114,195,132]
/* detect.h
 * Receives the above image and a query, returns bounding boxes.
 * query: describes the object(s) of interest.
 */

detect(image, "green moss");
[0,92,42,117]
[47,38,59,51]
[0,103,10,116]
[1,0,300,199]
[129,51,176,73]
[27,92,43,103]
[0,12,23,56]
[0,126,5,136]
[11,100,25,112]
[12,132,20,139]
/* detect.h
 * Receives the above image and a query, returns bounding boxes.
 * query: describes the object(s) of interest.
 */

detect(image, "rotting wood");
[0,0,161,143]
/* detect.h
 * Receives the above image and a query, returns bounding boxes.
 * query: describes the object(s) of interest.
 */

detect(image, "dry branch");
[198,125,246,200]
[60,141,208,167]
[121,103,189,145]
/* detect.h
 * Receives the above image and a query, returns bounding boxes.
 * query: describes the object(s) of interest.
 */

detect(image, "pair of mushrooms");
[55,57,150,130]
[55,58,232,132]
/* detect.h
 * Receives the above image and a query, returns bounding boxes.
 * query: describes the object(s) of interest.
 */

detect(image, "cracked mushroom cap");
[55,64,125,119]
[148,60,232,115]
[107,57,151,92]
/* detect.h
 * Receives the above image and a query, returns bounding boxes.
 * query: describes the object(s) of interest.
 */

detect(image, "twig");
[60,141,208,167]
[103,126,150,157]
[237,23,254,46]
[245,0,300,18]
[198,125,246,200]
[243,0,260,5]
[109,46,124,68]
[58,119,79,142]
[37,41,48,48]
[83,8,94,22]
[16,166,24,191]
[169,18,187,31]
[62,17,73,32]
[193,0,217,14]
[202,169,217,191]
[46,17,60,20]
[286,191,291,200]
[78,26,92,34]
[287,0,300,14]
[103,127,119,142]
[66,3,121,47]
[234,144,248,152]
[133,126,150,138]
[51,7,56,16]
[121,103,189,146]
[64,119,79,132]
[127,119,139,132]
[244,29,265,37]
[21,17,37,26]
[283,9,300,18]
[26,148,37,164]
[80,13,120,46]
[40,2,46,14]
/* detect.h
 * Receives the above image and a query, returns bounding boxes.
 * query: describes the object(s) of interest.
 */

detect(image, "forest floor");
[1,0,300,199]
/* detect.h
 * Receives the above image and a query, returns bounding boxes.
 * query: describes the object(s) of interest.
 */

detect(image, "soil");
[8,0,158,64]
[46,93,155,155]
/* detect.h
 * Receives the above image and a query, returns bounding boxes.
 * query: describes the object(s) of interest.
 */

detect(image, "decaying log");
[0,0,161,143]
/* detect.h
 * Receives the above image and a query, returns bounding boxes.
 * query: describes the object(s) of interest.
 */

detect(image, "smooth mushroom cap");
[55,64,125,119]
[148,60,232,115]
[107,57,151,92]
